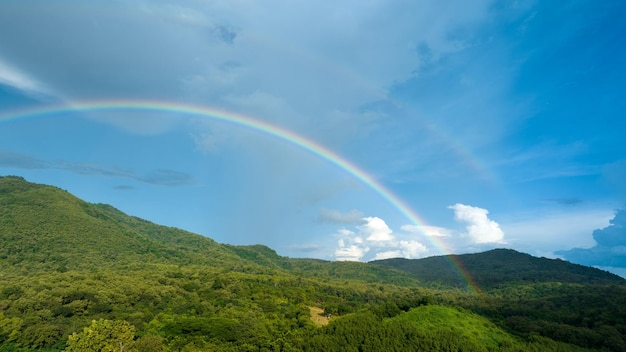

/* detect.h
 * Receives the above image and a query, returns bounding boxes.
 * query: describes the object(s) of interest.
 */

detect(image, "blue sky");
[1,0,625,276]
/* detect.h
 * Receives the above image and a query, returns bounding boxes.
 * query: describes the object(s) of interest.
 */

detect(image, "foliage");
[66,319,135,352]
[372,248,624,290]
[0,176,624,352]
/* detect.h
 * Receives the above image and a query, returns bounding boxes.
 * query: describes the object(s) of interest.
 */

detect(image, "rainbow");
[0,99,481,293]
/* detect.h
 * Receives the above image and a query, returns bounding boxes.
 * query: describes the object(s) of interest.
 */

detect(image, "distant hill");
[225,243,420,286]
[372,248,625,290]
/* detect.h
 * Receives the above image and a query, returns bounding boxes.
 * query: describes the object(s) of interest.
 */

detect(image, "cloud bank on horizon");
[0,1,626,276]
[557,210,626,277]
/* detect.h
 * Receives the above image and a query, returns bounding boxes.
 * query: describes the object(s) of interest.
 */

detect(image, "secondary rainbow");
[0,99,481,293]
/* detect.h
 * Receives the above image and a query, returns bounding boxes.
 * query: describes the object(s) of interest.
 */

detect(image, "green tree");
[66,319,136,352]
[131,334,165,352]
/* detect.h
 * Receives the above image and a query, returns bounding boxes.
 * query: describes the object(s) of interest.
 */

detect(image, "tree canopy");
[0,176,624,352]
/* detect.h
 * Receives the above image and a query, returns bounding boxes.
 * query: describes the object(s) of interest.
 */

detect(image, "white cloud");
[398,240,428,258]
[0,58,50,96]
[333,216,429,261]
[373,250,402,261]
[359,216,394,242]
[337,228,356,236]
[335,229,367,261]
[449,203,505,244]
[335,243,368,262]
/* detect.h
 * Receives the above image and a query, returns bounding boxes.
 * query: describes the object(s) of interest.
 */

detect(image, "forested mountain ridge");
[0,175,239,271]
[0,175,418,285]
[1,175,625,352]
[372,248,625,290]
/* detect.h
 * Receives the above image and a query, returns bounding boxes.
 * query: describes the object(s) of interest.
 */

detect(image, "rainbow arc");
[0,99,481,294]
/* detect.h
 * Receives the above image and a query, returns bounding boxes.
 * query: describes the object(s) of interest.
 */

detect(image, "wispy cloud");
[0,58,51,96]
[541,198,583,206]
[0,150,49,169]
[140,170,195,187]
[0,149,194,187]
[496,141,601,183]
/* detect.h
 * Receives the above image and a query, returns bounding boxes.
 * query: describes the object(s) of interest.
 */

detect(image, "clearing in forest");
[308,306,330,326]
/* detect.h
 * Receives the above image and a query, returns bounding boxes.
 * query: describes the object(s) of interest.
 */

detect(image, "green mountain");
[372,248,625,290]
[1,176,625,352]
[0,175,238,271]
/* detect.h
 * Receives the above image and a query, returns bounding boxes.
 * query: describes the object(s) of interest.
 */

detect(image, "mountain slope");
[0,176,419,285]
[372,248,625,289]
[0,176,259,271]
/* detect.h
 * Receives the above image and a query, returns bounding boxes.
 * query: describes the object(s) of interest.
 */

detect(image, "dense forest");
[1,176,625,351]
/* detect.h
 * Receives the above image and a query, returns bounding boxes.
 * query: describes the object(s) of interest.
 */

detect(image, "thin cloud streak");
[0,149,194,187]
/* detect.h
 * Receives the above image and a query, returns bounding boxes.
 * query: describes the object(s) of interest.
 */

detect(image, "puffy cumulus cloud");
[593,210,626,247]
[318,208,364,225]
[335,239,368,262]
[399,240,428,258]
[359,217,394,242]
[557,209,626,271]
[449,203,505,244]
[369,241,428,261]
[373,250,402,261]
[334,216,429,261]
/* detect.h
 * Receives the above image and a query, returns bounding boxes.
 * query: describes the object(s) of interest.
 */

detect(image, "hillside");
[372,248,625,290]
[0,176,418,284]
[0,176,239,271]
[1,176,625,352]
